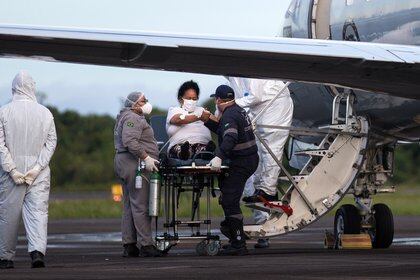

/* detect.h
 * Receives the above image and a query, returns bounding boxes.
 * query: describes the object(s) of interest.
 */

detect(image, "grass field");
[49,199,123,219]
[49,194,247,220]
[49,184,419,220]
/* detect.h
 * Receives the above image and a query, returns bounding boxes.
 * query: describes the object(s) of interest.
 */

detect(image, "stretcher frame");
[155,162,228,256]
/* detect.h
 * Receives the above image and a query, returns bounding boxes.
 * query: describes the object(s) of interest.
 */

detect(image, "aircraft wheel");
[334,204,361,248]
[371,203,394,248]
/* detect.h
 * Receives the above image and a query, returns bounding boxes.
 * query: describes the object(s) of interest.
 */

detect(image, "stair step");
[294,149,330,157]
[279,175,308,182]
[245,201,293,216]
[319,124,347,130]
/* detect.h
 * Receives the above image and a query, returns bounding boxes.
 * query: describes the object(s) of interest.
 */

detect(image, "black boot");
[30,251,45,268]
[140,245,163,257]
[219,218,248,256]
[123,243,140,257]
[242,189,278,203]
[220,219,235,240]
[0,259,14,269]
[220,218,235,249]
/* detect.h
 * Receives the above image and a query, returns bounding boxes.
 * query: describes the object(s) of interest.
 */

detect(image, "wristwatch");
[179,114,186,120]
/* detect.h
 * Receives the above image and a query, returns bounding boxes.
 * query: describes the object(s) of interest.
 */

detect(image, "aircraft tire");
[334,204,361,247]
[372,203,394,248]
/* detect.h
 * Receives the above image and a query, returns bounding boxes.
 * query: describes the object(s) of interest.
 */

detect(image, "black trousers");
[220,153,259,217]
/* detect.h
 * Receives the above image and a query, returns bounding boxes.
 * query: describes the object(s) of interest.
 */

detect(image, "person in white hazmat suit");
[0,71,57,269]
[227,77,293,249]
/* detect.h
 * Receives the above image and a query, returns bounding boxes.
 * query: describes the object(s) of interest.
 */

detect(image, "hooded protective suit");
[228,77,293,224]
[0,71,57,261]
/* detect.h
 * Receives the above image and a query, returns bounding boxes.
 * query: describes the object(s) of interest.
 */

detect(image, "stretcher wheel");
[155,240,175,254]
[206,240,221,256]
[196,240,207,256]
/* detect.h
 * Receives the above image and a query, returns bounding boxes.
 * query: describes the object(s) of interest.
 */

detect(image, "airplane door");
[312,0,332,39]
[283,0,315,39]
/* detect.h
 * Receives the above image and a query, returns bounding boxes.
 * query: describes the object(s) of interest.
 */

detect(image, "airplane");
[0,0,419,249]
[279,0,420,249]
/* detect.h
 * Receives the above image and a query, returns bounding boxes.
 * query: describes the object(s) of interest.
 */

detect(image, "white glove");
[10,169,25,185]
[144,156,159,172]
[24,164,42,186]
[207,156,222,171]
[193,107,205,118]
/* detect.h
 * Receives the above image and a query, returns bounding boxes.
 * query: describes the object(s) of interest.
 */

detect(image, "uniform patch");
[126,121,134,127]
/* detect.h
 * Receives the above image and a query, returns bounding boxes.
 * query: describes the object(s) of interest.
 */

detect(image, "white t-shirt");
[166,106,212,151]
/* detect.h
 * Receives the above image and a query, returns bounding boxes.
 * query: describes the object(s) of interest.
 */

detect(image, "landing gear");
[333,203,394,249]
[334,204,361,244]
[345,140,397,249]
[371,203,394,248]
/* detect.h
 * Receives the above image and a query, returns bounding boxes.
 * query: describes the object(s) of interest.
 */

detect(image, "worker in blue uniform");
[200,85,259,255]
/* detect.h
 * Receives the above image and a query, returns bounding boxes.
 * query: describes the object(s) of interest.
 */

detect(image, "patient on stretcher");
[166,80,215,160]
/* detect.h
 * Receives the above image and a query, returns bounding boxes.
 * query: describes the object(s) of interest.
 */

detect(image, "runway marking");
[146,266,193,270]
[393,237,420,246]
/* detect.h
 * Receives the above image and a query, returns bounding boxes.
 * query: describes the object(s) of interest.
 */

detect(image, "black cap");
[210,85,235,99]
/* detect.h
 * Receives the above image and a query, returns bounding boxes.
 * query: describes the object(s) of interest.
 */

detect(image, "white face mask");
[214,108,221,118]
[182,99,197,112]
[141,102,153,115]
[216,99,235,112]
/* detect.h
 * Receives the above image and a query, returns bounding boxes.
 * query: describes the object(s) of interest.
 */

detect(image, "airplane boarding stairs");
[244,116,369,238]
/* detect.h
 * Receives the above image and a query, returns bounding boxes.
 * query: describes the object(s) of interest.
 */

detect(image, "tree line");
[47,104,419,190]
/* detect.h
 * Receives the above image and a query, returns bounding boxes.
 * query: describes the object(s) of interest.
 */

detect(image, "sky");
[0,0,291,116]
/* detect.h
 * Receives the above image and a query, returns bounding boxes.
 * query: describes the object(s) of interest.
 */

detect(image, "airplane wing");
[0,24,419,100]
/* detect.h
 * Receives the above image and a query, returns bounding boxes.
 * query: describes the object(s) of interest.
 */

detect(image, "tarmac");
[2,216,420,279]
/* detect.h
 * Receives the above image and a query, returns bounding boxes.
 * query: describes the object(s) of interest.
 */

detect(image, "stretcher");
[150,115,228,256]
[154,152,228,256]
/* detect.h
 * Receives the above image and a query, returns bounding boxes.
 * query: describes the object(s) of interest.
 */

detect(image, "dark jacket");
[205,103,257,160]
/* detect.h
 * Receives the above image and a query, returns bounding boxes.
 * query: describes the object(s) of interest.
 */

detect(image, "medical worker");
[114,91,163,258]
[0,71,57,269]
